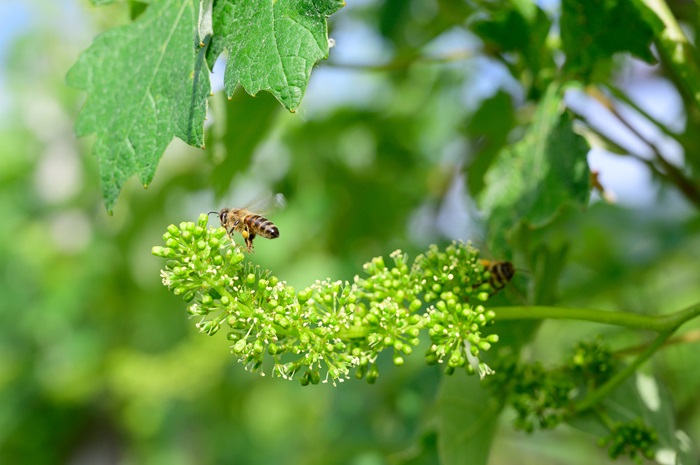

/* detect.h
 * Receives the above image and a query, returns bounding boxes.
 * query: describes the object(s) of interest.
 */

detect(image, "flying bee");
[211,194,286,253]
[478,259,515,291]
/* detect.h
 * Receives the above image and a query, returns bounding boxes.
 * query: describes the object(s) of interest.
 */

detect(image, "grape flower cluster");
[152,214,500,385]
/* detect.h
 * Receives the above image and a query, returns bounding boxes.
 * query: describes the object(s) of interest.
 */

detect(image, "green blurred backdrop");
[1,1,700,464]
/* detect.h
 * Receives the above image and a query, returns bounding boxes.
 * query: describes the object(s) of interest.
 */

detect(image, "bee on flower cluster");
[478,259,515,290]
[211,193,286,253]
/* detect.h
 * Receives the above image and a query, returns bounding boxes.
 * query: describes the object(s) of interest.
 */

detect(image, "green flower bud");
[366,364,379,384]
[182,290,196,302]
[310,370,321,385]
[230,251,245,265]
[167,224,180,236]
[409,299,422,312]
[197,213,209,227]
[233,339,247,354]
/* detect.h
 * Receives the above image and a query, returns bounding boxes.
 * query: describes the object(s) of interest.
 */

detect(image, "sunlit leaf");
[67,0,210,212]
[214,0,344,111]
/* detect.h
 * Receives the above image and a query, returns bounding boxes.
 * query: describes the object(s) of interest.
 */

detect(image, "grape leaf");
[561,0,656,80]
[67,0,210,213]
[214,0,345,111]
[478,83,590,255]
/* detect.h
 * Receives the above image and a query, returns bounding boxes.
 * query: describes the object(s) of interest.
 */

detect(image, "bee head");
[208,209,228,226]
[218,208,229,226]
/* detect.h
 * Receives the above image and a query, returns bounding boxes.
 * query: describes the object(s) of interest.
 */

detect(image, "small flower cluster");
[484,338,657,459]
[489,339,614,432]
[599,419,658,463]
[412,244,498,377]
[154,218,501,385]
[568,338,614,386]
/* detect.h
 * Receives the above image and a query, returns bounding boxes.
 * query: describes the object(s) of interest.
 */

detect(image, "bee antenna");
[207,211,219,217]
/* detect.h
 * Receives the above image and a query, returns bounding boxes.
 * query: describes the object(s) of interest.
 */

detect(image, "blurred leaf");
[465,90,515,197]
[471,2,553,96]
[478,82,590,255]
[570,372,696,465]
[67,0,210,212]
[437,317,540,465]
[215,0,344,111]
[209,88,281,197]
[437,375,501,465]
[561,0,656,80]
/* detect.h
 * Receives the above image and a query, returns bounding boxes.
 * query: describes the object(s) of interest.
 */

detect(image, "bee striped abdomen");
[479,259,515,290]
[245,215,279,239]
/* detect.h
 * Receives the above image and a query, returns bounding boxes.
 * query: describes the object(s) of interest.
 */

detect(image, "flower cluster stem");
[493,302,700,413]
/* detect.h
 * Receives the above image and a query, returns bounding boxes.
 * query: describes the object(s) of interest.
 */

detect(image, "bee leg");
[245,233,256,253]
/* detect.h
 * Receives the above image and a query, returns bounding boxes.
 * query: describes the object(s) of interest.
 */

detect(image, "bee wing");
[241,193,287,215]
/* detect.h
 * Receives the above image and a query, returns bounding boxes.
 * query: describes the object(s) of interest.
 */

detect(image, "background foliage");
[1,0,700,464]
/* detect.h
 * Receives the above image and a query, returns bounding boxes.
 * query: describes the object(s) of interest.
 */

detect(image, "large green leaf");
[215,0,345,111]
[67,0,210,213]
[465,90,515,198]
[437,320,540,465]
[478,83,590,255]
[437,375,502,465]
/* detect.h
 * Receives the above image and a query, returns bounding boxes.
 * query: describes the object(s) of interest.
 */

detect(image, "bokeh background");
[1,1,700,464]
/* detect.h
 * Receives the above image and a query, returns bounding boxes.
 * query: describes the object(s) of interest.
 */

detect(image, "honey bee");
[478,259,515,290]
[212,194,286,252]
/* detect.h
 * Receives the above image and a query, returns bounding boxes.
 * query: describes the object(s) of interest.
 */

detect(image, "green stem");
[602,83,678,140]
[635,0,700,112]
[326,50,474,72]
[495,302,700,412]
[493,306,663,330]
[575,331,672,413]
[493,302,700,332]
